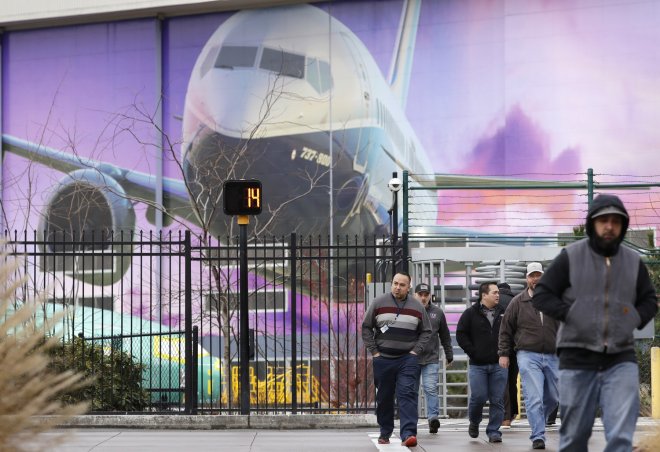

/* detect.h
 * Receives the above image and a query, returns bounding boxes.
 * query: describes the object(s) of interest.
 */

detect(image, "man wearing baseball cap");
[534,194,658,451]
[414,282,453,434]
[499,262,560,450]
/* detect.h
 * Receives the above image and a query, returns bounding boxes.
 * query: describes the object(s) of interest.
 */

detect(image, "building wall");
[1,0,312,28]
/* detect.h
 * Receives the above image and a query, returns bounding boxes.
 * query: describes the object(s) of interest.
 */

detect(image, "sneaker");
[501,419,511,429]
[532,439,546,449]
[468,423,479,438]
[401,436,417,447]
[377,437,390,444]
[429,418,440,434]
[489,435,502,443]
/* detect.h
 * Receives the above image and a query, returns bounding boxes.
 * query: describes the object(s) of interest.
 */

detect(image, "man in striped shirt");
[362,272,432,448]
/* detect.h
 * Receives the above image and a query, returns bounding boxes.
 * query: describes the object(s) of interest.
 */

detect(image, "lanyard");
[391,294,408,321]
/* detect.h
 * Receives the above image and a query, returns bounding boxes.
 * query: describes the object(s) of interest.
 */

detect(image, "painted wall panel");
[2,0,659,239]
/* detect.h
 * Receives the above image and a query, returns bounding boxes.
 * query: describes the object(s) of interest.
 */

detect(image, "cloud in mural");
[459,106,581,176]
[437,107,584,235]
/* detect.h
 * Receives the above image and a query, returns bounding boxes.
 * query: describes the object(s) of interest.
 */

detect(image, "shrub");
[48,336,150,411]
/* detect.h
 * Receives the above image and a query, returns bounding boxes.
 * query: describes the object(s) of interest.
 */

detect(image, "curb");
[45,414,379,430]
[41,415,660,431]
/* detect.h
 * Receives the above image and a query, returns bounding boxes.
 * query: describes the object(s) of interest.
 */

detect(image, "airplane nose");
[183,128,335,238]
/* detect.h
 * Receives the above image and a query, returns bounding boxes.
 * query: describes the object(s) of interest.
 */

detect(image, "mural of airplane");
[2,0,436,250]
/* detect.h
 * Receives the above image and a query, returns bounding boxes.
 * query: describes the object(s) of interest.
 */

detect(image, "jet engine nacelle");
[39,169,136,286]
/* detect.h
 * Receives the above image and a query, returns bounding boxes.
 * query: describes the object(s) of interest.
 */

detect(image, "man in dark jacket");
[498,282,515,311]
[362,272,432,448]
[499,263,560,450]
[457,281,508,443]
[497,282,518,428]
[414,282,454,434]
[533,194,658,451]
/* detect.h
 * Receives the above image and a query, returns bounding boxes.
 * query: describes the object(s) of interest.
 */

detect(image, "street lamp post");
[388,172,402,279]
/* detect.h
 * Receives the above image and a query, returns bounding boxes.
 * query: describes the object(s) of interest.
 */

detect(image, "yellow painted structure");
[652,347,660,419]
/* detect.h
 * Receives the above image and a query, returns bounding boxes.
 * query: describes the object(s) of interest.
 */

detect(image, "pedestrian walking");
[414,282,454,433]
[497,282,518,428]
[534,194,658,451]
[361,272,432,448]
[456,281,508,443]
[499,262,560,450]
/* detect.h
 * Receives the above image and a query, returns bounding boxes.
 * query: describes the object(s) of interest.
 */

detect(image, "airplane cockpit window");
[200,46,219,77]
[260,47,305,79]
[215,46,258,69]
[306,58,333,94]
[318,60,332,92]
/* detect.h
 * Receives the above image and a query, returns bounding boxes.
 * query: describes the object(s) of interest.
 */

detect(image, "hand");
[446,360,453,368]
[409,351,417,355]
[373,352,381,358]
[499,356,509,369]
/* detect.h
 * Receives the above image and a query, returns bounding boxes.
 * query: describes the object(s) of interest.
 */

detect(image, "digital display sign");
[223,180,262,215]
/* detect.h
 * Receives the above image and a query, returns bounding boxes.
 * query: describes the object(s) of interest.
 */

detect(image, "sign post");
[223,179,262,416]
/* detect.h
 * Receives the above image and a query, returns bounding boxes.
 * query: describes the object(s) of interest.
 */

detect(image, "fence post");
[403,170,409,236]
[402,232,409,273]
[184,230,193,414]
[652,346,660,419]
[290,233,298,414]
[239,219,250,415]
[192,325,199,414]
[587,168,594,208]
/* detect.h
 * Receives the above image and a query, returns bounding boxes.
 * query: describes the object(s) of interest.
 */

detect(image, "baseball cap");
[591,205,629,219]
[415,283,431,293]
[526,262,544,277]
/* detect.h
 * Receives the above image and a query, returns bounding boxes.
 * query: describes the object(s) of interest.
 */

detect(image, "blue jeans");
[468,363,508,439]
[517,351,559,442]
[373,353,421,440]
[558,362,639,452]
[420,362,440,420]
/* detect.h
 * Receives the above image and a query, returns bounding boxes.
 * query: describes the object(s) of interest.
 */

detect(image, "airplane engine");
[39,169,135,286]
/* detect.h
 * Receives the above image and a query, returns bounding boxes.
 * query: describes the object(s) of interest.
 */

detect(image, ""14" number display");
[223,180,262,215]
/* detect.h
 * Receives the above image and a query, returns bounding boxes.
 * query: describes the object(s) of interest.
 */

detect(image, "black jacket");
[498,285,515,312]
[456,302,505,365]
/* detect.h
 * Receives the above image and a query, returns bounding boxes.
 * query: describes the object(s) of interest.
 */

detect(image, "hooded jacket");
[533,194,658,368]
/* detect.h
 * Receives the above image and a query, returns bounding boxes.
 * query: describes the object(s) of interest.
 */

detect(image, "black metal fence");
[1,230,405,414]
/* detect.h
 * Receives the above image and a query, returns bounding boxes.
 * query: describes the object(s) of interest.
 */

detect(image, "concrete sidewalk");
[35,417,659,451]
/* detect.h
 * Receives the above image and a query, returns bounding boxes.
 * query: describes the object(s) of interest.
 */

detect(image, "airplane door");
[338,32,370,174]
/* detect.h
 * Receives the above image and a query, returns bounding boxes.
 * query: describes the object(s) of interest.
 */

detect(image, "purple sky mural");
[2,0,660,237]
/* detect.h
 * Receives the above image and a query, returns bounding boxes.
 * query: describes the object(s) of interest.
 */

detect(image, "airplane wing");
[420,174,587,189]
[426,174,652,190]
[2,134,199,227]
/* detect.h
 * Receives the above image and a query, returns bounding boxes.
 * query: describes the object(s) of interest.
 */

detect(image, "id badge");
[380,325,389,333]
